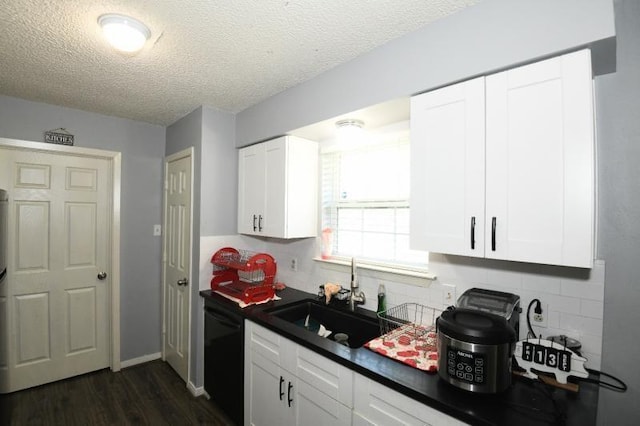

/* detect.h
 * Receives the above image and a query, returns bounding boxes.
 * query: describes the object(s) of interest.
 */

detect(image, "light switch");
[153,224,162,236]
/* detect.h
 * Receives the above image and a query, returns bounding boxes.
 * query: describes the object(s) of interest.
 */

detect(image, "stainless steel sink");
[265,299,381,348]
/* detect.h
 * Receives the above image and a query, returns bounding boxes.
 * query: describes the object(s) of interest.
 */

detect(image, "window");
[321,123,428,267]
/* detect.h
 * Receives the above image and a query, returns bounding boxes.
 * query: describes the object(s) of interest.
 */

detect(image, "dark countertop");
[200,287,599,426]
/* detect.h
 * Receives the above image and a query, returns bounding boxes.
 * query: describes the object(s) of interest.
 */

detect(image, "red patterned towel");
[365,324,439,372]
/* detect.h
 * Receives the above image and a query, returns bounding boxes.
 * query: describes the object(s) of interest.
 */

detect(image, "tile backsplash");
[428,253,605,370]
[200,236,604,369]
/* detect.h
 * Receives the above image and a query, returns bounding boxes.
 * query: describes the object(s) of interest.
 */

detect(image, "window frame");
[319,121,429,271]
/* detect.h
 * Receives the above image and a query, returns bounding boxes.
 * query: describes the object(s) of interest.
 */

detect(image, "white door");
[0,148,110,392]
[163,150,192,382]
[410,77,486,256]
[485,49,594,267]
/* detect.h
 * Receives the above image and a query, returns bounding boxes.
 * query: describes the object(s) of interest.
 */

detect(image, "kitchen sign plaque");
[44,128,74,146]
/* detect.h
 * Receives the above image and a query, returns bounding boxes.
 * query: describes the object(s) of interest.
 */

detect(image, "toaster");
[456,288,521,338]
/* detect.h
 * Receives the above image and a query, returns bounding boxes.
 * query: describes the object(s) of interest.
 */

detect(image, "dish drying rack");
[377,303,442,344]
[210,247,277,304]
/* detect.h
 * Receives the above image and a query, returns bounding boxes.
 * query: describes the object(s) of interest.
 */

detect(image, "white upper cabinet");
[410,76,486,258]
[485,49,595,267]
[411,49,595,268]
[238,135,319,238]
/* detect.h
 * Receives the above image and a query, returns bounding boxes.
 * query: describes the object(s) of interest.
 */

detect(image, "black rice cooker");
[436,307,516,393]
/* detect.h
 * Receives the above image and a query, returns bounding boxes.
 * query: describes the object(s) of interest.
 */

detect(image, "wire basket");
[377,303,442,343]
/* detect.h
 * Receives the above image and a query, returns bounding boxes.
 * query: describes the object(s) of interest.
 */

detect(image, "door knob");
[97,272,108,280]
[177,278,188,286]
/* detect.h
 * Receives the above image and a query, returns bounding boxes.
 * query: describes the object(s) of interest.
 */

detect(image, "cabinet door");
[280,137,319,238]
[239,136,318,239]
[245,321,350,426]
[353,373,469,426]
[238,144,266,235]
[262,137,287,237]
[246,321,295,367]
[410,77,486,256]
[245,351,288,426]
[293,378,351,426]
[245,321,294,426]
[295,344,353,407]
[292,345,352,425]
[485,49,594,267]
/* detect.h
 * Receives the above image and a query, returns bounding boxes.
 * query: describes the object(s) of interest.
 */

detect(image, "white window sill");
[313,257,436,286]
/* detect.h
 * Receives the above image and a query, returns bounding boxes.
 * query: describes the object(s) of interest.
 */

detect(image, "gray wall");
[201,106,237,236]
[0,94,165,362]
[595,0,640,423]
[236,0,615,146]
[1,1,633,419]
[165,105,236,387]
[195,106,236,388]
[235,0,636,421]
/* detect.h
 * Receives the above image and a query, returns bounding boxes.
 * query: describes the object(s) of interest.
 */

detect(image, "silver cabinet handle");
[177,278,188,286]
[97,272,107,280]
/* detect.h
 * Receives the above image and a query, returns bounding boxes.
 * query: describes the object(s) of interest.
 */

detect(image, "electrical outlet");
[442,284,457,307]
[532,302,548,328]
[290,257,298,272]
[153,224,161,236]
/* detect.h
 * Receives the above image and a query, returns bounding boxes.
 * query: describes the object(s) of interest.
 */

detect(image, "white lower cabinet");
[246,320,466,426]
[246,350,291,426]
[352,374,468,426]
[294,378,352,426]
[245,320,352,426]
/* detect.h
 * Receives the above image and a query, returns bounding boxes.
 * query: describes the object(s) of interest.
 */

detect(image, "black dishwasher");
[204,298,244,426]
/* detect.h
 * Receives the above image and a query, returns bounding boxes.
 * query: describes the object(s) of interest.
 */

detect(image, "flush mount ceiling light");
[335,119,365,144]
[98,14,150,54]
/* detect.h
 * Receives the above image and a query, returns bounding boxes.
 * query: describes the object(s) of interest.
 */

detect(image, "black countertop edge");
[200,288,599,426]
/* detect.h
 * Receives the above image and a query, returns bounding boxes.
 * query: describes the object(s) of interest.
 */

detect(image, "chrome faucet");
[349,257,366,311]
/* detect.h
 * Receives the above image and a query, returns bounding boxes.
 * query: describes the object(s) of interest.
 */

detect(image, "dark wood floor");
[0,360,235,425]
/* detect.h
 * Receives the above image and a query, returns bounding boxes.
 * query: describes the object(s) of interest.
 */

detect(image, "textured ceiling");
[0,0,479,126]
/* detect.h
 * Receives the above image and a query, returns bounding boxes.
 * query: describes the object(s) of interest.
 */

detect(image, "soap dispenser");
[377,283,386,314]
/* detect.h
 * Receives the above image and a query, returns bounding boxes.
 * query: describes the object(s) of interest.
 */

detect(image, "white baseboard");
[188,380,206,397]
[120,352,162,368]
[121,353,206,399]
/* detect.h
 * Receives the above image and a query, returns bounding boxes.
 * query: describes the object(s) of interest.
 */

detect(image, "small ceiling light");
[335,119,365,144]
[98,14,150,53]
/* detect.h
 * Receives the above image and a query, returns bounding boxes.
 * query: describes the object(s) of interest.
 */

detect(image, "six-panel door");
[0,148,110,392]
